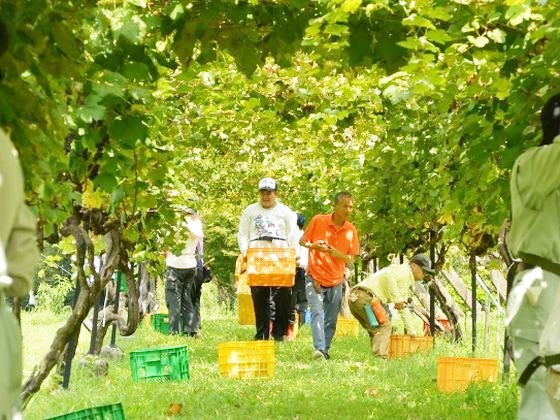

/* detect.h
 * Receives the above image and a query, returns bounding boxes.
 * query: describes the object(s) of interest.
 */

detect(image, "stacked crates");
[437,357,498,392]
[129,345,189,381]
[246,248,296,287]
[46,403,125,420]
[335,316,360,337]
[218,341,275,379]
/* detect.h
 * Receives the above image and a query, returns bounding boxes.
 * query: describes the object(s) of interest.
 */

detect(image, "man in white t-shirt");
[238,178,298,341]
[165,207,203,336]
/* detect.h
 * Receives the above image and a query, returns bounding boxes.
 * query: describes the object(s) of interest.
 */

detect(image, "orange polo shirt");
[301,213,359,287]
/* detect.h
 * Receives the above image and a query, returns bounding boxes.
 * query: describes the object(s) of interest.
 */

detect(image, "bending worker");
[348,253,435,358]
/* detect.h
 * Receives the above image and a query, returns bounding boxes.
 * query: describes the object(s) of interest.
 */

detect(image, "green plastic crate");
[114,271,127,293]
[150,313,169,334]
[45,402,125,420]
[129,345,189,381]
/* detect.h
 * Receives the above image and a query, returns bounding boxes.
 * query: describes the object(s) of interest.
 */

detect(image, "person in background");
[300,191,359,360]
[165,206,203,336]
[506,92,560,419]
[286,213,308,339]
[0,19,40,419]
[348,253,435,359]
[237,177,298,341]
[192,212,209,336]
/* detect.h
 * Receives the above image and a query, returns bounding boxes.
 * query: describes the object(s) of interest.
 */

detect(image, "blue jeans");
[305,275,342,352]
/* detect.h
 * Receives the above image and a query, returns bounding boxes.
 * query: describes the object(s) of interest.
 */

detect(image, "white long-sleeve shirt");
[296,227,308,269]
[237,201,298,256]
[166,216,203,269]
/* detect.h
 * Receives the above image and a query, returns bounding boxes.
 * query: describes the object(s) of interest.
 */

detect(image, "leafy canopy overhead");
[0,0,559,270]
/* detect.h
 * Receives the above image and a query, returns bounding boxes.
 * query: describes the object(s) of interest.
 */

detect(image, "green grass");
[21,302,518,420]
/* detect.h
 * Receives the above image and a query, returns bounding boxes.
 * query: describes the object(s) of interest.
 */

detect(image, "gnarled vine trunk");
[93,255,140,353]
[21,223,121,404]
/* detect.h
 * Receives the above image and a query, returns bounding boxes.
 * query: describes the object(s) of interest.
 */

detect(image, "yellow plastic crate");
[218,341,275,379]
[437,357,498,392]
[246,248,296,287]
[237,292,255,325]
[335,316,360,337]
[236,273,251,294]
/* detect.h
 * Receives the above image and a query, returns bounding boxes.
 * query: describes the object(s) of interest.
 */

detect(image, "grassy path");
[22,310,517,419]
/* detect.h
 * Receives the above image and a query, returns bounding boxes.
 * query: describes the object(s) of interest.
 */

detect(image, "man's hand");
[313,240,331,252]
[394,301,406,310]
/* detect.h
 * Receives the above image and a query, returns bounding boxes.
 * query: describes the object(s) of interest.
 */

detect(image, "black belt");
[518,253,560,277]
[251,236,286,242]
[519,354,560,386]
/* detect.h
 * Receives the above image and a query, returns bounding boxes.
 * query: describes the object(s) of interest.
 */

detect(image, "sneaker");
[312,350,327,360]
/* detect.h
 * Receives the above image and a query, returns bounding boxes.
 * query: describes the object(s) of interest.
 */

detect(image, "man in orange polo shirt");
[300,191,359,359]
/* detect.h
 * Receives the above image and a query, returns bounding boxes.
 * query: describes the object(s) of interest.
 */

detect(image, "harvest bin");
[45,402,125,420]
[246,248,296,287]
[389,335,434,358]
[437,357,498,392]
[335,316,360,337]
[150,313,170,334]
[129,345,189,381]
[412,336,434,352]
[218,341,275,379]
[237,292,255,325]
[389,335,414,358]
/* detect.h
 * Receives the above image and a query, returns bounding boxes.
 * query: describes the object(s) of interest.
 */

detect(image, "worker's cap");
[410,253,436,275]
[258,177,277,192]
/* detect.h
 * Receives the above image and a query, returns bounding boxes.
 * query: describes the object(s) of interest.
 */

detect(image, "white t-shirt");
[166,216,203,269]
[237,201,298,256]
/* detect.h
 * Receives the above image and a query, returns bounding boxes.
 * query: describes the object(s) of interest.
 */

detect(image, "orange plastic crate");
[335,316,360,337]
[389,335,415,358]
[237,292,255,325]
[411,336,434,352]
[246,248,296,287]
[218,341,275,379]
[437,357,498,392]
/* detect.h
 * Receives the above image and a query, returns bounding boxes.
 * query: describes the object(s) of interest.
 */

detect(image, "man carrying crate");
[237,178,299,341]
[300,191,360,360]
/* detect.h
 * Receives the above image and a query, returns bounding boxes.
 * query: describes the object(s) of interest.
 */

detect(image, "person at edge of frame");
[506,92,560,420]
